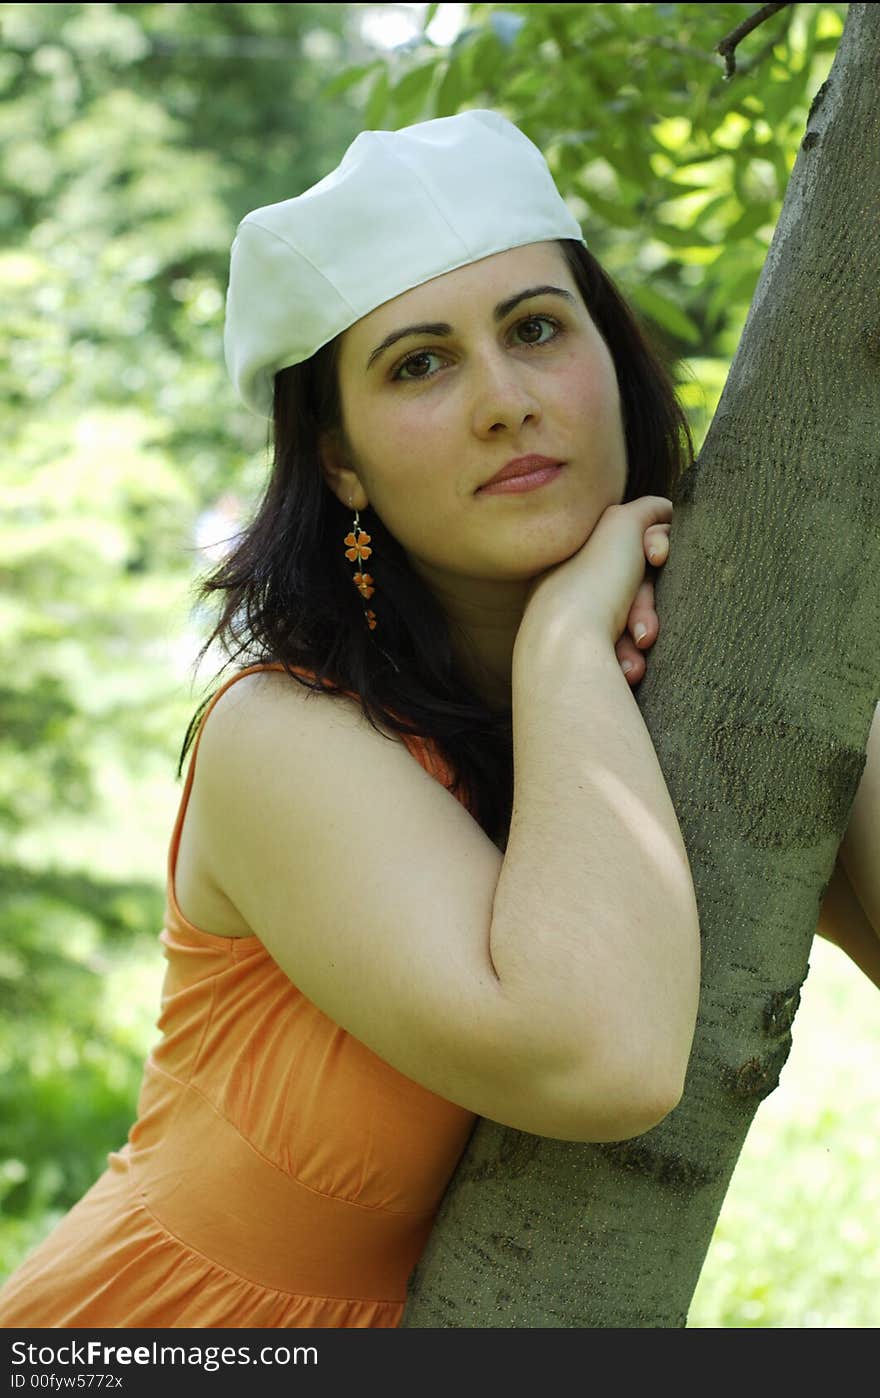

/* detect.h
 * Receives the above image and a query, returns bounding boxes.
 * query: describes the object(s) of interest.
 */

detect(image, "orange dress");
[0,662,478,1328]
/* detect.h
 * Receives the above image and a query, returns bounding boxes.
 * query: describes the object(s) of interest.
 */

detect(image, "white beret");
[223,109,586,418]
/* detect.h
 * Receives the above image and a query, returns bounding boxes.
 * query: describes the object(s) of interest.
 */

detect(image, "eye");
[393,349,446,383]
[391,315,563,383]
[515,316,560,347]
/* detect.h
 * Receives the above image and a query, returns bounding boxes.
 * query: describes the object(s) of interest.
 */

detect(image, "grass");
[688,935,880,1327]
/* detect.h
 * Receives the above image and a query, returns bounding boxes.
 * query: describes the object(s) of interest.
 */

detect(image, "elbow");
[582,1081,685,1144]
[518,977,700,1143]
[557,1045,692,1144]
[616,1040,693,1139]
[571,944,701,1143]
[627,1073,686,1137]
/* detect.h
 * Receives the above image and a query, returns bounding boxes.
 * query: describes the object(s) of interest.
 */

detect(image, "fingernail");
[621,659,634,675]
[634,623,648,644]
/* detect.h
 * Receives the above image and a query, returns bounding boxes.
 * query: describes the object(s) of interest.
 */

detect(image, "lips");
[479,455,564,489]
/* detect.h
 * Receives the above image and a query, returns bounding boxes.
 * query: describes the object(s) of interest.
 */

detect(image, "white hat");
[223,109,586,418]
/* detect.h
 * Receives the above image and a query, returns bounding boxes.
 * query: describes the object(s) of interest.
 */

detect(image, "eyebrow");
[364,284,578,372]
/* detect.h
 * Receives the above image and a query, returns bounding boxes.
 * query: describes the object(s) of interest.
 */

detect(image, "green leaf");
[706,264,761,325]
[576,189,642,230]
[651,222,715,250]
[435,59,465,119]
[726,202,775,241]
[467,29,505,88]
[627,283,702,346]
[770,144,794,200]
[760,77,803,127]
[319,61,381,99]
[365,69,390,129]
[450,25,483,54]
[392,60,440,106]
[503,69,550,102]
[391,60,441,127]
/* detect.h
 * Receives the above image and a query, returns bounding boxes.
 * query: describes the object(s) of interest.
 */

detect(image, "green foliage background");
[2,1,875,1326]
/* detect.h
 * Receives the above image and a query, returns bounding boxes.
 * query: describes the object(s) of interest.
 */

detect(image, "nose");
[470,349,542,437]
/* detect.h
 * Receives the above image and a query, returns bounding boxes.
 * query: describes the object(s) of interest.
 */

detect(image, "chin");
[533,524,594,570]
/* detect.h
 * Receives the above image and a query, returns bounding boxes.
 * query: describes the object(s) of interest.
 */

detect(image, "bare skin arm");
[817,855,880,992]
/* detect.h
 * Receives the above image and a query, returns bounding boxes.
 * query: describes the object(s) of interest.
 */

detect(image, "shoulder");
[193,668,445,844]
[202,666,403,752]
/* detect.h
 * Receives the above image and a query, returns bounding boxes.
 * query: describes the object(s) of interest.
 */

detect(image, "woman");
[0,109,702,1328]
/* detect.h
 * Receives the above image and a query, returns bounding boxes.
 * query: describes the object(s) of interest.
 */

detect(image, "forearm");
[489,622,701,1105]
[817,856,880,992]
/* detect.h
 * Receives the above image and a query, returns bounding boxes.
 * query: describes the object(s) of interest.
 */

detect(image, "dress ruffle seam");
[140,1060,440,1218]
[123,1159,403,1307]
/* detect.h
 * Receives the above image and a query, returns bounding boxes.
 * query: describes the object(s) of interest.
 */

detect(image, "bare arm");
[838,702,880,938]
[815,701,880,991]
[817,856,880,992]
[194,649,700,1144]
[490,618,702,1126]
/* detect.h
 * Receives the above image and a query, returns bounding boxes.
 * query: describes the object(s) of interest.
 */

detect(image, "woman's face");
[322,241,628,590]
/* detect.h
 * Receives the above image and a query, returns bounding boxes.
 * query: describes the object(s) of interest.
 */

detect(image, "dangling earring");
[344,498,377,631]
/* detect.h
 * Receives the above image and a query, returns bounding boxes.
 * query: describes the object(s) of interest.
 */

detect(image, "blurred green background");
[2,2,876,1326]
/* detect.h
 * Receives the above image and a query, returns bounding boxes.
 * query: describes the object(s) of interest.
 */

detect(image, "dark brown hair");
[177,240,694,849]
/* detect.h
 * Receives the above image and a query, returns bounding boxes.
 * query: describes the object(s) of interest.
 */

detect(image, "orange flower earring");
[344,499,377,631]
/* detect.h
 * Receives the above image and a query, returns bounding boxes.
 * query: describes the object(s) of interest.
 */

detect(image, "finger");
[645,524,670,565]
[616,634,645,684]
[628,576,658,648]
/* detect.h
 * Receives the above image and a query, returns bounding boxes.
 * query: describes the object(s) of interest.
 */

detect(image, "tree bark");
[401,2,880,1328]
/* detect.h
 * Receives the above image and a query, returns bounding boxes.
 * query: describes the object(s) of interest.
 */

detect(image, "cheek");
[351,415,459,552]
[561,346,621,425]
[563,351,627,483]
[359,395,455,492]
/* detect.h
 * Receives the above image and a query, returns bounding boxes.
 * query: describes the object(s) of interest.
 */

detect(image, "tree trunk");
[401,2,880,1328]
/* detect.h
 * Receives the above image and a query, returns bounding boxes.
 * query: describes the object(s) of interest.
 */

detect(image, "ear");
[319,430,368,512]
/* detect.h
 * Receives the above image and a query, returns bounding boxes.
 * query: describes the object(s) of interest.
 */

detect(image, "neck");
[408,556,528,712]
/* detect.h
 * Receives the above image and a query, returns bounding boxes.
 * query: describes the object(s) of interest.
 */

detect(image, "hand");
[615,523,670,685]
[520,496,674,650]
